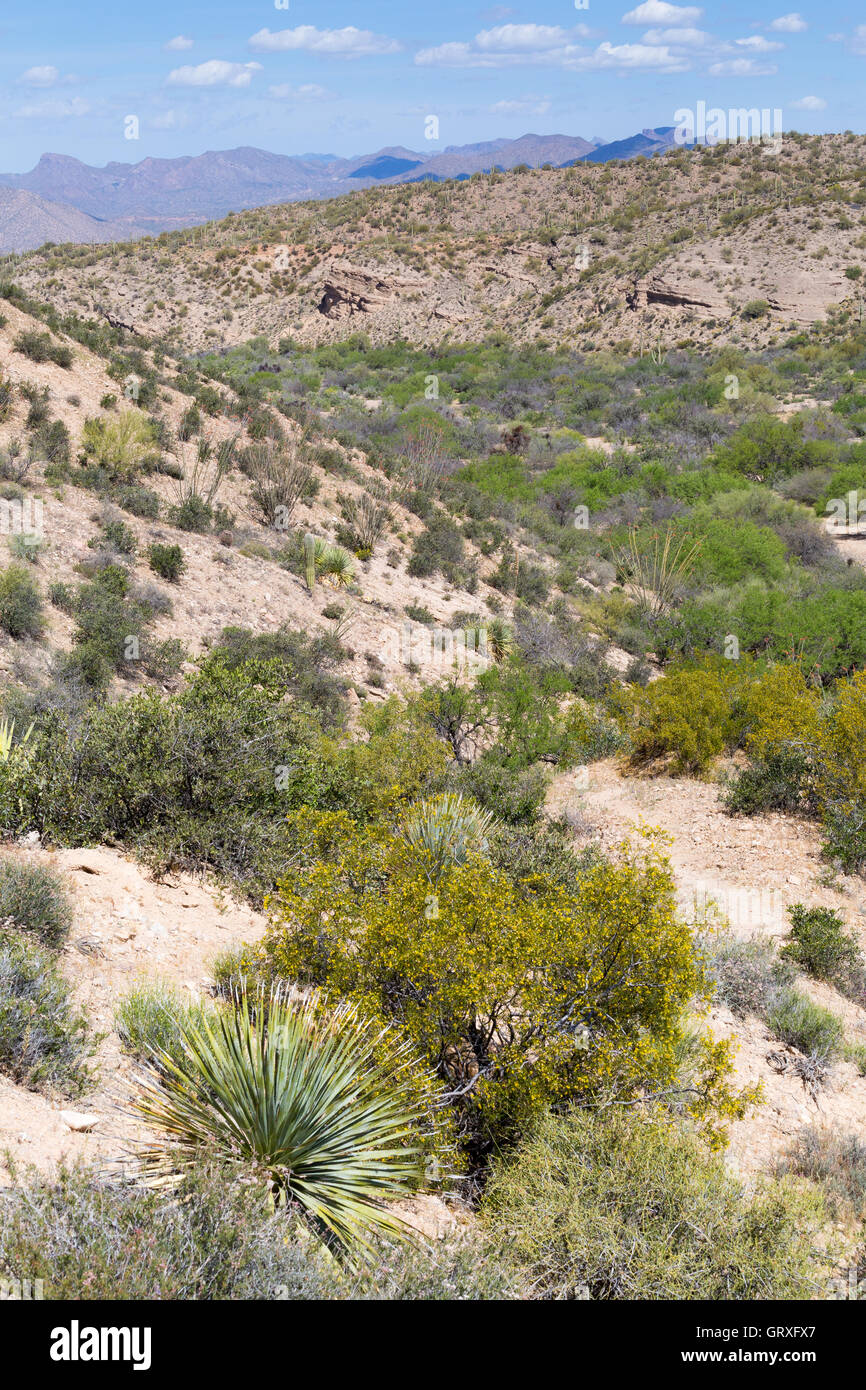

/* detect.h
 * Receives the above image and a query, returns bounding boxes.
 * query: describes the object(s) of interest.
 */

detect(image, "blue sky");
[0,1,862,171]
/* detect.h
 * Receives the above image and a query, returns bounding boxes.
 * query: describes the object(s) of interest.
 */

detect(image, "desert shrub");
[0,929,94,1093]
[259,816,749,1159]
[8,532,44,565]
[0,1163,515,1300]
[623,662,744,774]
[168,493,212,533]
[213,625,348,729]
[0,859,73,948]
[141,636,188,683]
[780,903,864,989]
[703,932,795,1019]
[406,512,466,582]
[0,564,44,638]
[337,491,391,557]
[148,542,185,583]
[242,436,313,528]
[0,653,336,897]
[81,411,158,482]
[724,747,814,815]
[32,418,70,465]
[482,1108,824,1300]
[13,329,72,369]
[815,669,866,871]
[89,516,137,557]
[115,983,217,1071]
[68,566,152,686]
[451,756,548,824]
[114,484,161,519]
[48,580,74,613]
[766,990,844,1061]
[713,414,831,481]
[779,1127,866,1222]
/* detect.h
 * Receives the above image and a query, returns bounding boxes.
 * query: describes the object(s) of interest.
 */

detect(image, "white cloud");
[734,36,784,52]
[475,24,572,51]
[167,61,262,88]
[489,96,552,115]
[622,2,702,25]
[791,95,827,110]
[267,83,334,100]
[851,25,866,54]
[768,13,807,32]
[16,96,90,118]
[415,28,677,70]
[164,36,194,52]
[708,57,778,76]
[249,26,402,57]
[642,27,713,47]
[578,41,689,70]
[18,65,60,87]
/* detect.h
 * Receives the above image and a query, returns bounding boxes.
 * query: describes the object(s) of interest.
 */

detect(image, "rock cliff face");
[628,274,727,315]
[317,260,420,320]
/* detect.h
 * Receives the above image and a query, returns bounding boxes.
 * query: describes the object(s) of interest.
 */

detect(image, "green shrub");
[114,485,161,519]
[766,990,844,1061]
[13,329,72,369]
[168,494,212,533]
[262,818,749,1158]
[0,929,94,1093]
[482,1108,824,1300]
[780,903,863,988]
[0,564,44,638]
[115,982,215,1071]
[0,859,73,947]
[724,747,813,816]
[89,517,137,556]
[407,512,466,582]
[0,1163,514,1300]
[0,652,336,898]
[779,1127,866,1222]
[148,542,185,583]
[624,663,743,774]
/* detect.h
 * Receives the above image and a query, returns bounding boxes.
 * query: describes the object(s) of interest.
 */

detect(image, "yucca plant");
[130,986,426,1256]
[400,792,495,886]
[484,616,513,663]
[320,543,355,588]
[612,524,702,618]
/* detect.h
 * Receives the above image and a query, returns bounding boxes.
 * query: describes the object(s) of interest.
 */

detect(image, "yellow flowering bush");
[255,809,752,1158]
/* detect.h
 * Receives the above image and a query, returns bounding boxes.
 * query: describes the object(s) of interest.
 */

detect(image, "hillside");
[8,133,865,359]
[2,134,866,1303]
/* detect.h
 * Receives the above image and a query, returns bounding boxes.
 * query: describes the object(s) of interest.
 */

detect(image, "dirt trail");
[547,760,866,1174]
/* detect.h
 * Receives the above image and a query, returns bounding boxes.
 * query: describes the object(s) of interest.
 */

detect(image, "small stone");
[60,1110,102,1133]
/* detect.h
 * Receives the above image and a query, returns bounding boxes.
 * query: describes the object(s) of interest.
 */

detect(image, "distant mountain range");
[0,128,681,254]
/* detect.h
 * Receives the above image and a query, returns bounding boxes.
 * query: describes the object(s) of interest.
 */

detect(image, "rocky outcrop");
[317,259,420,320]
[627,274,727,315]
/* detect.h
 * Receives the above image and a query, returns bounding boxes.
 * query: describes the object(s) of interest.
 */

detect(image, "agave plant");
[400,792,495,886]
[0,717,34,763]
[130,986,425,1255]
